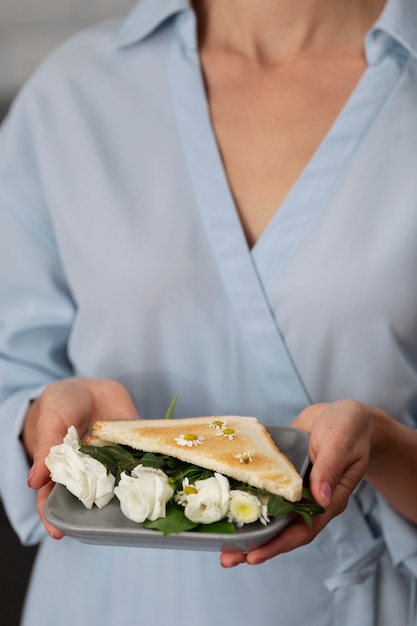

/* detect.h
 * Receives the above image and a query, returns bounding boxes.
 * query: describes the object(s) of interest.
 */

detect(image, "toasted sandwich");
[90,416,303,502]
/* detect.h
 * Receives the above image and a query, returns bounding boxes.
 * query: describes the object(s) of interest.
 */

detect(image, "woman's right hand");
[23,377,139,539]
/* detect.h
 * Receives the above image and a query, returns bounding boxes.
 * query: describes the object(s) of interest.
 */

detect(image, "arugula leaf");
[266,488,324,526]
[80,444,137,468]
[143,505,236,537]
[196,520,236,534]
[143,502,198,536]
[267,495,295,517]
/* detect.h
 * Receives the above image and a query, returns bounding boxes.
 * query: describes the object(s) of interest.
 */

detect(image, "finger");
[28,406,76,490]
[36,481,65,540]
[308,432,368,510]
[290,403,329,432]
[221,508,330,567]
[220,551,248,568]
[246,508,333,565]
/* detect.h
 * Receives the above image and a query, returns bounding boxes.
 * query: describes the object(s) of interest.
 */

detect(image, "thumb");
[307,443,346,511]
[27,378,140,489]
[308,440,366,515]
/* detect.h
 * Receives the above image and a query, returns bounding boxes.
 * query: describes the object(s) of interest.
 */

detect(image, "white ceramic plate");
[44,426,310,553]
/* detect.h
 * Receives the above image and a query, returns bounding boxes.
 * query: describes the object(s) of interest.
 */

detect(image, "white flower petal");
[45,426,115,509]
[184,473,230,524]
[115,466,174,523]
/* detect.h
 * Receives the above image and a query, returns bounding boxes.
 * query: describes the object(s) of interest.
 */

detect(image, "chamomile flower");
[174,477,198,506]
[208,419,227,430]
[227,490,263,527]
[216,427,238,440]
[175,433,205,447]
[234,451,253,464]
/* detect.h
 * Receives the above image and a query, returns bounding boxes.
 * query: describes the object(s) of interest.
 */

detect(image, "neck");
[193,0,386,64]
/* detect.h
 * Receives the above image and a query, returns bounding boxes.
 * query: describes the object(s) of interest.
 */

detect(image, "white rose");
[184,473,230,524]
[45,426,115,509]
[114,465,174,523]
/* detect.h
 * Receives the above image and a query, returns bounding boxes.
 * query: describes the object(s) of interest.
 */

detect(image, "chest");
[201,51,368,247]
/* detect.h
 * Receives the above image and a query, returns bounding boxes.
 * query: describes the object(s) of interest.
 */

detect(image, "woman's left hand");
[220,399,373,567]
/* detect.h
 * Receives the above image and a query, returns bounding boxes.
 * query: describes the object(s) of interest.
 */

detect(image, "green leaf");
[164,395,177,420]
[294,501,325,516]
[143,502,198,536]
[301,487,318,501]
[179,465,213,484]
[196,520,236,534]
[293,509,314,528]
[266,490,325,525]
[267,495,295,517]
[80,445,135,468]
[139,452,168,469]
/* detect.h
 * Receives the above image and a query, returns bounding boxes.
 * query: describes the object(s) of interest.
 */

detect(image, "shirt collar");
[367,0,417,64]
[114,0,191,48]
[115,0,417,62]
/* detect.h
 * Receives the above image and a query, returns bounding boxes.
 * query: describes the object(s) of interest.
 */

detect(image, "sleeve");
[376,495,417,578]
[0,87,76,545]
[376,409,417,579]
[366,407,417,581]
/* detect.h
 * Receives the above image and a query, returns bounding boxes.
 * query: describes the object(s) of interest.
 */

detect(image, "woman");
[0,0,416,624]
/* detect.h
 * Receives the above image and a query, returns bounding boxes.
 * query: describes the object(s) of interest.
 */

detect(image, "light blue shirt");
[0,0,417,624]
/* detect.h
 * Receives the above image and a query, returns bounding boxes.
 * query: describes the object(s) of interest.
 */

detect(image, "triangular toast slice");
[90,416,303,502]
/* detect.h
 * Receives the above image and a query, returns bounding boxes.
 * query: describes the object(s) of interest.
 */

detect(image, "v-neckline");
[167,10,406,414]
[170,26,404,286]
[250,55,406,287]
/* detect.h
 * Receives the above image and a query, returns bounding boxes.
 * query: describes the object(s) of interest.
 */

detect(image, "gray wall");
[0,0,135,98]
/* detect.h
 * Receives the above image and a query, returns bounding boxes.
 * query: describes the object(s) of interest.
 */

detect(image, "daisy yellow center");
[185,485,198,495]
[237,503,254,517]
[237,452,252,463]
[212,421,224,427]
[184,433,198,441]
[223,428,235,435]
[230,493,261,524]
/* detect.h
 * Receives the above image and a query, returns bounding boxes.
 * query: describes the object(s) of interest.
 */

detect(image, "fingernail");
[320,482,332,508]
[48,529,62,540]
[27,464,36,487]
[247,556,266,566]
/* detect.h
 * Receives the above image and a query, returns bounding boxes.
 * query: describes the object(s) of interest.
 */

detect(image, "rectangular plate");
[44,426,310,553]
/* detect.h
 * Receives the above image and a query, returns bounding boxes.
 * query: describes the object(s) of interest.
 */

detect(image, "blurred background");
[0,0,134,109]
[0,2,135,623]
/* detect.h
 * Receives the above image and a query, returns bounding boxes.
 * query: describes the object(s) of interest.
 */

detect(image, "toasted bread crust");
[91,416,303,502]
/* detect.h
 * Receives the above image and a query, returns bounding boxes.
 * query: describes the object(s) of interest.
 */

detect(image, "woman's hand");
[221,399,374,567]
[23,377,139,539]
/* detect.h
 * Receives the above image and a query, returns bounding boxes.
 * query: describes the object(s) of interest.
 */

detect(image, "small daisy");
[216,427,238,440]
[208,419,227,430]
[227,490,263,527]
[234,451,253,464]
[175,433,205,447]
[175,477,198,506]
